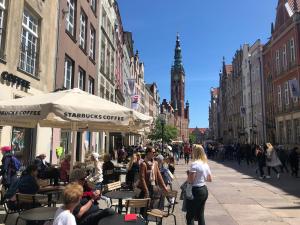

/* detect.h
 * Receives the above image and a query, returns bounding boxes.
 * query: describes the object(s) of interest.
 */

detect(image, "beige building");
[0,0,58,163]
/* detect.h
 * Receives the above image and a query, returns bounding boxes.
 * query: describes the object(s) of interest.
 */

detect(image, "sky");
[118,0,277,128]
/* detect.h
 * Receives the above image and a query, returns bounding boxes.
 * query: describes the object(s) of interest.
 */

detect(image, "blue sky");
[118,0,277,128]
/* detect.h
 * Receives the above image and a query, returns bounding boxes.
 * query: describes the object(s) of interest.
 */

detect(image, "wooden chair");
[104,181,122,210]
[125,198,151,219]
[16,193,48,210]
[147,190,178,225]
[106,180,121,192]
[0,186,20,223]
[37,179,50,188]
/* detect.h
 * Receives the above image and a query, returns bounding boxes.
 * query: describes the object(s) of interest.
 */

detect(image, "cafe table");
[15,207,57,225]
[104,190,136,214]
[98,214,146,225]
[38,185,65,206]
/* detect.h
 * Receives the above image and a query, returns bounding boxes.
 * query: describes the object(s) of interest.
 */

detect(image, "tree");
[189,133,196,144]
[148,118,178,143]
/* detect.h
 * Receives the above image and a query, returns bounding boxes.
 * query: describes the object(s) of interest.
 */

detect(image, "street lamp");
[160,113,166,155]
[248,54,254,144]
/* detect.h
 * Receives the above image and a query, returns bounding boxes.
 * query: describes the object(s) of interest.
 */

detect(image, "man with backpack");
[0,146,21,189]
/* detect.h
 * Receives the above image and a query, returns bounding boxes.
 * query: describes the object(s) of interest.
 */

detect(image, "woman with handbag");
[186,144,212,225]
[265,143,281,179]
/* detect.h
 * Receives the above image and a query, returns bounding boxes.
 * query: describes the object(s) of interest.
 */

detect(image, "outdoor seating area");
[0,146,179,225]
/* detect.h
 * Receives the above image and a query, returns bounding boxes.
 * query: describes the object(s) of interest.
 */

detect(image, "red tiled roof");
[287,0,300,13]
[189,128,208,134]
[225,65,233,74]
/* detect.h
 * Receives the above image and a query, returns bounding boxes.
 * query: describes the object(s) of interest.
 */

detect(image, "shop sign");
[1,71,31,89]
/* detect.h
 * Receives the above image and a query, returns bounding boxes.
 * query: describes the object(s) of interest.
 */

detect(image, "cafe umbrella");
[0,88,152,168]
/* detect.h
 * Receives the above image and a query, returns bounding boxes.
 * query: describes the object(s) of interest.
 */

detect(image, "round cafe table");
[104,190,136,214]
[98,214,146,225]
[16,207,57,224]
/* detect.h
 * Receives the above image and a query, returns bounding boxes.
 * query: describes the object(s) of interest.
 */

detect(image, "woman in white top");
[186,144,212,225]
[53,183,83,225]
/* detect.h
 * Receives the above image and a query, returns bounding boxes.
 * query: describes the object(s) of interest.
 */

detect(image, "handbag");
[185,182,193,200]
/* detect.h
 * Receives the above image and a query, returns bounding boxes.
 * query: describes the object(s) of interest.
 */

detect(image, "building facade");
[52,0,100,162]
[0,0,58,164]
[265,0,300,148]
[209,87,219,140]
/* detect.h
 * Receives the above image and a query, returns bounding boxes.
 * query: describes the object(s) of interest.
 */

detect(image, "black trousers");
[78,208,115,225]
[184,153,190,164]
[186,186,208,225]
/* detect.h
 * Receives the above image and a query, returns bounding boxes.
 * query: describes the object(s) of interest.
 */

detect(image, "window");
[290,38,296,63]
[100,85,105,98]
[78,67,85,91]
[285,82,289,105]
[64,56,74,89]
[90,0,96,13]
[19,9,39,76]
[101,9,106,30]
[275,50,280,74]
[282,44,287,70]
[279,121,284,144]
[111,53,114,80]
[294,119,300,144]
[278,85,282,108]
[100,35,105,73]
[88,76,94,94]
[106,47,110,77]
[0,0,6,56]
[89,25,95,60]
[66,0,75,36]
[286,120,292,143]
[79,10,87,50]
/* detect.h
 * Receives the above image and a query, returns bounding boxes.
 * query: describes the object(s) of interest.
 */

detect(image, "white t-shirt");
[53,207,76,225]
[189,160,211,187]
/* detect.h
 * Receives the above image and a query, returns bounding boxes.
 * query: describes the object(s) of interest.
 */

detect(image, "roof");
[211,88,219,97]
[189,128,208,134]
[225,65,233,74]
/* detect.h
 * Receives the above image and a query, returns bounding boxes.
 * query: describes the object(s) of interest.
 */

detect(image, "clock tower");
[171,34,185,117]
[166,33,189,142]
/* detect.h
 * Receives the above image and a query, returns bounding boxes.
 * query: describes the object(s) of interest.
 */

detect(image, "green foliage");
[148,118,178,143]
[189,133,196,144]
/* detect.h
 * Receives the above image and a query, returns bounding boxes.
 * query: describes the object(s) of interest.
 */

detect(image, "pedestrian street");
[162,159,300,225]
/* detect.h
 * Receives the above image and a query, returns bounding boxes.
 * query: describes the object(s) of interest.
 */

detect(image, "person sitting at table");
[18,164,40,194]
[53,183,83,225]
[34,154,60,186]
[102,154,115,184]
[126,153,139,190]
[60,154,71,183]
[69,168,115,225]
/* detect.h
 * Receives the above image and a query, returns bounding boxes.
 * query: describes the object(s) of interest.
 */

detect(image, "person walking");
[255,145,266,179]
[137,147,168,213]
[289,147,299,177]
[265,143,281,179]
[184,143,191,164]
[186,144,212,225]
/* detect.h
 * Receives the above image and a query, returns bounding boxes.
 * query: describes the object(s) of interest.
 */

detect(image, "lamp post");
[248,55,254,144]
[160,113,166,155]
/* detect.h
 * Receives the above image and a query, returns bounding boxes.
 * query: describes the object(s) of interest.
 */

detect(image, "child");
[53,183,83,225]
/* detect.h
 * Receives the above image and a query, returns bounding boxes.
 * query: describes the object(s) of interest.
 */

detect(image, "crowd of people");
[205,142,299,179]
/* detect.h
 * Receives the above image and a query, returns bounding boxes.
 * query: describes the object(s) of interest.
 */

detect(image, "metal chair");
[0,187,21,223]
[147,190,178,225]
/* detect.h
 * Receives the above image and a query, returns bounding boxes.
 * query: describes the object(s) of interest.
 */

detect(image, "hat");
[91,152,99,159]
[69,168,87,182]
[156,154,164,161]
[1,146,12,152]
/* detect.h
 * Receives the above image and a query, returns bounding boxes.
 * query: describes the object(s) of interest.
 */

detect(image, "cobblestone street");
[163,159,300,225]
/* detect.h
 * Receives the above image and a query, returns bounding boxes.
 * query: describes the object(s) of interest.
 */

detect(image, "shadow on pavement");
[211,159,300,198]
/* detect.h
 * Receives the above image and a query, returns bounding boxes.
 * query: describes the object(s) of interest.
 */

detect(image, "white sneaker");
[265,175,271,179]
